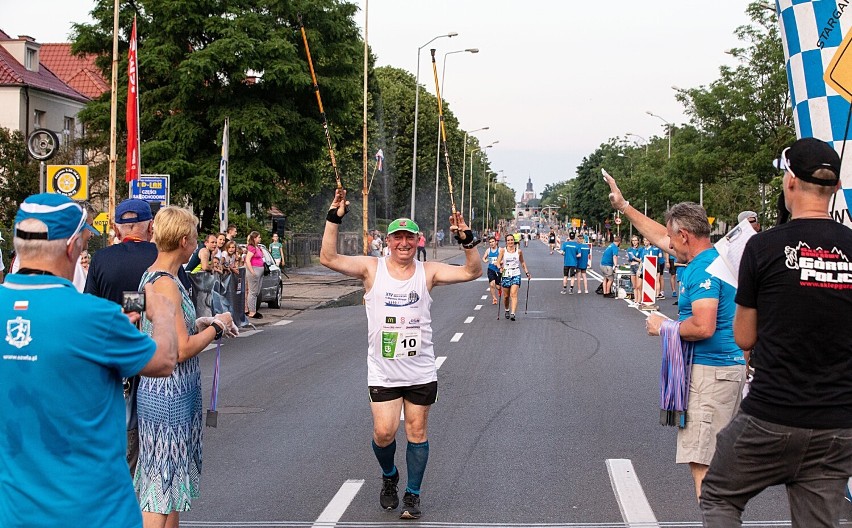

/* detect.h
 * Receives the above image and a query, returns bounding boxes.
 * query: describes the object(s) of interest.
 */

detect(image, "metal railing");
[283,232,362,268]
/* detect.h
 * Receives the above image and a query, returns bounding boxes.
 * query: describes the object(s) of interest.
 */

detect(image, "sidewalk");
[253,245,467,326]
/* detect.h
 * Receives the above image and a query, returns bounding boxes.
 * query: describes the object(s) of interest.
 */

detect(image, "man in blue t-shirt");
[576,242,592,294]
[603,175,744,500]
[557,231,582,294]
[0,194,179,528]
[599,235,620,297]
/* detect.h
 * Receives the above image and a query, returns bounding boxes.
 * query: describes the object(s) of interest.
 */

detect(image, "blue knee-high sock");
[405,440,429,495]
[371,439,397,477]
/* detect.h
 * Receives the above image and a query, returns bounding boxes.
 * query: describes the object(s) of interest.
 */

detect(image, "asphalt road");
[182,240,849,527]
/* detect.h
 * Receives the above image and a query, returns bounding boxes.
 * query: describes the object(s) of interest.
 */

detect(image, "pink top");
[417,235,426,248]
[247,245,264,267]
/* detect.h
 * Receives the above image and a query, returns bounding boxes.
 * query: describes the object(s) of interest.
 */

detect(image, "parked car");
[257,244,283,309]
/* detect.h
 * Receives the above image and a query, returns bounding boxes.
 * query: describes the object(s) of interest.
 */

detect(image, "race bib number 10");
[381,328,421,359]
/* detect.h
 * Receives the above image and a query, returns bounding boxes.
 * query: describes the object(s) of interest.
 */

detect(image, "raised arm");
[428,212,483,287]
[603,170,672,255]
[319,188,375,283]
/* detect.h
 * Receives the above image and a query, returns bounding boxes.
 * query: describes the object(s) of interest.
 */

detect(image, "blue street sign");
[130,175,170,204]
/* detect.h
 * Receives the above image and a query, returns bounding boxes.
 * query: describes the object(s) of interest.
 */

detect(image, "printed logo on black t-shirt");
[784,242,852,289]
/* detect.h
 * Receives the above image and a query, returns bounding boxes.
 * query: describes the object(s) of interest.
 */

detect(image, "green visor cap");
[387,218,420,235]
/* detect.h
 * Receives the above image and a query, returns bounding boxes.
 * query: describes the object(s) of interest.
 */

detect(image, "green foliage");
[0,128,39,225]
[73,0,364,229]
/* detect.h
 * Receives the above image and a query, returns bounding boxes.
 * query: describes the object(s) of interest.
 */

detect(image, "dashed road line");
[450,332,463,342]
[474,304,483,311]
[273,319,293,326]
[311,479,364,528]
[606,458,659,528]
[464,316,474,324]
[481,295,488,300]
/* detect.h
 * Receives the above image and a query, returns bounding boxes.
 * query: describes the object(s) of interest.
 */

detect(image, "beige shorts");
[600,265,614,278]
[676,364,745,466]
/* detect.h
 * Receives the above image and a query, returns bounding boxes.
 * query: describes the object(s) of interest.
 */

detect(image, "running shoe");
[380,472,399,510]
[561,289,566,295]
[400,492,421,519]
[673,300,678,305]
[492,299,498,305]
[505,309,510,319]
[569,286,573,294]
[510,313,516,321]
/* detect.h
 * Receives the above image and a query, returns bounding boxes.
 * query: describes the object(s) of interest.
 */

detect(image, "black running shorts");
[563,266,577,278]
[369,381,438,405]
[487,268,500,283]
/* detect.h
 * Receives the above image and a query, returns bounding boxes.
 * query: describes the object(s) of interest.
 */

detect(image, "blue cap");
[15,193,98,241]
[115,198,153,224]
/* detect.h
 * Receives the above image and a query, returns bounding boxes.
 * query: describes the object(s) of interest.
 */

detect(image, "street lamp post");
[646,111,671,159]
[432,48,478,258]
[468,146,479,222]
[626,132,649,154]
[481,143,497,231]
[410,31,457,221]
[461,126,489,217]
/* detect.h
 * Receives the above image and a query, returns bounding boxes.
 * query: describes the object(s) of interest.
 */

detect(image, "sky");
[3,0,754,201]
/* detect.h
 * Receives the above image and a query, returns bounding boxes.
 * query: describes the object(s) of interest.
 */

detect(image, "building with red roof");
[40,43,109,101]
[0,29,90,145]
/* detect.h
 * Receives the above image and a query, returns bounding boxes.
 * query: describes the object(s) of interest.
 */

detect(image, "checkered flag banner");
[777,0,852,225]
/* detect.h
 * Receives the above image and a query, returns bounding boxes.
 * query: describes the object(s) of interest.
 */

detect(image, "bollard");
[639,255,658,310]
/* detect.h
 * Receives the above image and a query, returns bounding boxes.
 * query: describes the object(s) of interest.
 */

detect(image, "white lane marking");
[606,459,659,528]
[474,304,483,311]
[402,357,447,420]
[311,479,364,527]
[239,329,262,338]
[464,316,474,324]
[450,332,463,342]
[272,319,293,326]
[481,295,488,300]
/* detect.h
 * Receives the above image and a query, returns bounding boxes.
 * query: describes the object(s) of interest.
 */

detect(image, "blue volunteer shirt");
[627,246,642,266]
[677,248,744,366]
[577,244,591,270]
[601,243,619,266]
[560,240,581,267]
[0,274,157,528]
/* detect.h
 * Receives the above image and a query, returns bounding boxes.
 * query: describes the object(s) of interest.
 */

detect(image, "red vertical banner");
[126,16,140,182]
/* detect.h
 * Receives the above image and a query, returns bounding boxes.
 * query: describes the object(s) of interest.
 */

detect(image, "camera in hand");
[122,291,146,313]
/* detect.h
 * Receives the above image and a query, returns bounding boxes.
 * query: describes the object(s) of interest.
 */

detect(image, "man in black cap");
[701,137,852,526]
[84,198,186,475]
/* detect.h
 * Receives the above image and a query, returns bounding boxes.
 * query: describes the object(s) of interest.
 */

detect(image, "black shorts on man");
[563,266,577,278]
[369,381,438,405]
[487,269,500,283]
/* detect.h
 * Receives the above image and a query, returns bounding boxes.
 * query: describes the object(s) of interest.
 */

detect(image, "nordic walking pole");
[497,274,503,321]
[524,276,531,314]
[430,48,458,215]
[299,15,342,189]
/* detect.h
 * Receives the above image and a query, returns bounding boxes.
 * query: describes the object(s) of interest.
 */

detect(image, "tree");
[0,128,39,225]
[73,0,365,229]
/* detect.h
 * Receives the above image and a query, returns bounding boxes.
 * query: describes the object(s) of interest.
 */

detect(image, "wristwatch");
[210,320,225,341]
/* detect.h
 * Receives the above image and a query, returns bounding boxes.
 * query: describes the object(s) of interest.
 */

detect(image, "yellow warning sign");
[825,29,852,102]
[708,216,715,226]
[46,165,89,200]
[93,212,110,234]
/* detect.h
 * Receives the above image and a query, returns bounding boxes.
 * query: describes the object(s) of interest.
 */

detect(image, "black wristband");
[454,229,474,244]
[210,321,224,340]
[326,208,343,225]
[462,237,481,250]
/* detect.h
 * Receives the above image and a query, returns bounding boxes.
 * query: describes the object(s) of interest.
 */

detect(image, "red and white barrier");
[641,256,658,308]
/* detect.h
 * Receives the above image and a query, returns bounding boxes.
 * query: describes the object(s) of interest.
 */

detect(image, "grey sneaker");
[380,472,399,510]
[400,491,421,519]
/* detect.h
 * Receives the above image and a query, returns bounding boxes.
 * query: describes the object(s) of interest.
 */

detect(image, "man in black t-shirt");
[701,138,852,527]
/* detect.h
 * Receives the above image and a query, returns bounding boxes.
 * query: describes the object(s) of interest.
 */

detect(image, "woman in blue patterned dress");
[134,207,233,528]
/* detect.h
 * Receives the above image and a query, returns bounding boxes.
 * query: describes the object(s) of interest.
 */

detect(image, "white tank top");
[503,247,521,276]
[364,258,435,387]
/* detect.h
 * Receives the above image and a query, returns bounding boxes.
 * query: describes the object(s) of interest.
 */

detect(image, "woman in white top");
[496,234,530,320]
